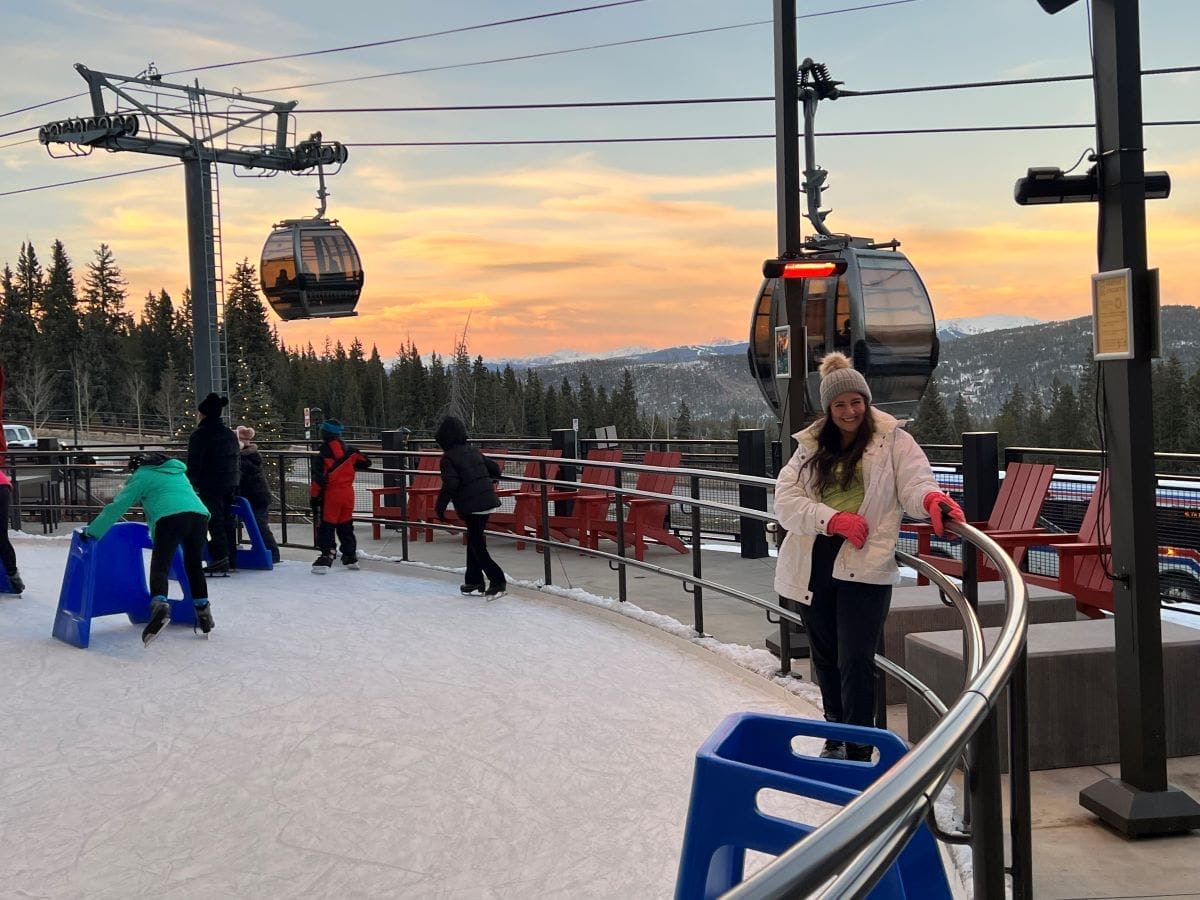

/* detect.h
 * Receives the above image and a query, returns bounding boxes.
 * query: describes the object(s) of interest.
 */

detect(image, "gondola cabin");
[749,245,938,423]
[260,218,363,320]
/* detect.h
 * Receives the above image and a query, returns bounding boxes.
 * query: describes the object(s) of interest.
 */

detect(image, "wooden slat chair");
[585,450,689,561]
[912,462,1056,585]
[989,472,1116,617]
[368,453,442,541]
[488,449,563,547]
[526,449,623,548]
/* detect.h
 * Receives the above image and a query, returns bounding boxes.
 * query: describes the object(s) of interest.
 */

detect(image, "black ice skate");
[203,557,231,577]
[6,569,24,594]
[311,554,334,574]
[193,603,214,638]
[484,582,507,601]
[342,554,360,570]
[142,599,171,647]
[819,740,847,760]
[460,582,485,595]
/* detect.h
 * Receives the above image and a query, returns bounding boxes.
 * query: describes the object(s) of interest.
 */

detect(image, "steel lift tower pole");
[39,64,346,403]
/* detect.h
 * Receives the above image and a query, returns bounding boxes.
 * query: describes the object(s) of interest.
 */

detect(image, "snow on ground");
[0,534,832,899]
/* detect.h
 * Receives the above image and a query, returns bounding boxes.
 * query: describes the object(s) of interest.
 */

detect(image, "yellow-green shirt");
[821,459,865,513]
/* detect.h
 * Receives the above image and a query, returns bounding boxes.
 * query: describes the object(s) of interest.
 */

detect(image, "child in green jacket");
[85,452,214,646]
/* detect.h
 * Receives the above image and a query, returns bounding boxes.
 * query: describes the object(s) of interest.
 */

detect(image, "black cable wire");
[0,163,180,198]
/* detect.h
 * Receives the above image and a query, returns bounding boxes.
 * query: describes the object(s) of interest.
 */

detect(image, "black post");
[550,428,578,516]
[737,429,769,559]
[1074,0,1200,834]
[961,432,1005,899]
[380,428,410,523]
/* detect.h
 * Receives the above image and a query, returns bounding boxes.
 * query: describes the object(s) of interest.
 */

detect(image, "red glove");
[923,491,965,537]
[828,512,869,549]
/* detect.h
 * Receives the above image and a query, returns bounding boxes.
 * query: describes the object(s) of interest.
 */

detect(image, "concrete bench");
[882,582,1077,704]
[905,619,1200,770]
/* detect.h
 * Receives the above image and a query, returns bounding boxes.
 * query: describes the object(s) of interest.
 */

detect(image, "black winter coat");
[238,446,273,511]
[434,417,501,519]
[187,417,240,495]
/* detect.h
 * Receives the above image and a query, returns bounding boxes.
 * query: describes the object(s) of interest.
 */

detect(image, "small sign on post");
[1091,269,1134,360]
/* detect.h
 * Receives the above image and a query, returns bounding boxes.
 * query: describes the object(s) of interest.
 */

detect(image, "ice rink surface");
[0,536,824,899]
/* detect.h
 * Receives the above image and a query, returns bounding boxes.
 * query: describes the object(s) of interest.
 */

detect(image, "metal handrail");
[723,521,1029,899]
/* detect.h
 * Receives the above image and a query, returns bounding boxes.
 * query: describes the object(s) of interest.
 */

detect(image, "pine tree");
[1153,355,1188,451]
[675,399,694,439]
[993,383,1029,450]
[78,243,132,422]
[0,245,42,408]
[38,240,82,419]
[951,394,972,440]
[910,379,955,445]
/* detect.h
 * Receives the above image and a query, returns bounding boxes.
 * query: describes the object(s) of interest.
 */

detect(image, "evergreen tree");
[610,369,640,438]
[951,394,972,440]
[675,399,694,439]
[78,243,132,421]
[1046,379,1084,450]
[910,379,955,445]
[38,240,82,418]
[0,245,42,406]
[578,373,598,436]
[523,369,547,437]
[993,383,1029,450]
[1153,355,1188,451]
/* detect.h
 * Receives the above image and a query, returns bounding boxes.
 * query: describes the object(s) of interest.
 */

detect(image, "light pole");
[56,367,82,448]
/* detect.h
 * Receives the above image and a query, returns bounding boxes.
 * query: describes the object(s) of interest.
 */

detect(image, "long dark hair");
[800,408,876,495]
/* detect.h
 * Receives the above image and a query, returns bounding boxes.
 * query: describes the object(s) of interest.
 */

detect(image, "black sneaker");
[342,554,360,570]
[203,557,231,577]
[484,582,507,600]
[819,740,847,760]
[311,554,334,574]
[460,582,485,595]
[7,570,24,594]
[194,603,214,637]
[142,599,171,647]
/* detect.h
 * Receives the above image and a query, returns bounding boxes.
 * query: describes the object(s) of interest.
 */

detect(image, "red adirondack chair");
[913,462,1056,585]
[368,453,442,541]
[990,472,1116,617]
[524,448,623,548]
[488,449,563,547]
[585,450,688,561]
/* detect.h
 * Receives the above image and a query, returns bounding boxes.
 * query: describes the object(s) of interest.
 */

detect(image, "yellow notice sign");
[1091,269,1134,360]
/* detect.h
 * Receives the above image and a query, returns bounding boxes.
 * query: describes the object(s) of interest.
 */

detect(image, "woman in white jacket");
[774,353,963,760]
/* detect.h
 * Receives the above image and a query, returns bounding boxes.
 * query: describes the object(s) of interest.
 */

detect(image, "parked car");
[3,424,37,449]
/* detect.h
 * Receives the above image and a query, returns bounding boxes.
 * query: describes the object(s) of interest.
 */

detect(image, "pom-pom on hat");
[319,418,344,436]
[236,425,256,444]
[198,392,228,418]
[818,352,872,412]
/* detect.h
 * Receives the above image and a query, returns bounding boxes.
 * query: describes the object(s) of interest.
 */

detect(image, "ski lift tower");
[38,63,349,404]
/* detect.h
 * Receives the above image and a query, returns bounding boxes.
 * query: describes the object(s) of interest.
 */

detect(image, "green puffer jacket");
[86,458,210,540]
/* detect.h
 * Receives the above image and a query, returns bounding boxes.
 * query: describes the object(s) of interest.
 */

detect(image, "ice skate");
[6,569,24,594]
[203,557,231,577]
[311,553,333,574]
[484,582,507,601]
[193,603,214,638]
[460,582,485,595]
[819,740,847,760]
[342,554,360,571]
[142,598,171,647]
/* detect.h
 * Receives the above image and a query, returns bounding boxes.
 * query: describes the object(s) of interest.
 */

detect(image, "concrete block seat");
[905,619,1200,770]
[881,581,1078,703]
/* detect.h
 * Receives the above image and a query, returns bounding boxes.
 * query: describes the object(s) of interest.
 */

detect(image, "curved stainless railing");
[723,521,1029,899]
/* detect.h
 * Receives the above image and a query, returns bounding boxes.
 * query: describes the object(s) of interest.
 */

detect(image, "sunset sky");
[1,0,1197,361]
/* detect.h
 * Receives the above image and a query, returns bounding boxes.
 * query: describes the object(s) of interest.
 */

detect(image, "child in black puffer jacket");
[433,415,506,598]
[236,426,281,564]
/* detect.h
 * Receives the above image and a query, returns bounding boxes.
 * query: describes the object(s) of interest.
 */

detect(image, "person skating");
[236,425,281,564]
[0,469,24,594]
[773,352,963,761]
[187,393,240,575]
[433,415,507,599]
[310,419,371,573]
[83,451,214,646]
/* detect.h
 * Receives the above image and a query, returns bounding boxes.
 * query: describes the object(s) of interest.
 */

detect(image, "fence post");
[737,429,769,559]
[380,427,411,525]
[550,428,578,516]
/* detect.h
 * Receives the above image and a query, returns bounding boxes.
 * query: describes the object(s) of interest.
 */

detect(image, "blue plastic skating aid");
[52,522,198,649]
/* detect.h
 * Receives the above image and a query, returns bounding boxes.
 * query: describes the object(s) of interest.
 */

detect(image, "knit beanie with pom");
[818,352,872,412]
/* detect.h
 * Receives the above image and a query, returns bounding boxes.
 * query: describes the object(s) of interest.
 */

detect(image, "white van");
[3,424,37,449]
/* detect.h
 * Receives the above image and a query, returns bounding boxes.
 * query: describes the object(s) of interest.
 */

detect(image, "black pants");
[199,489,237,564]
[798,534,892,728]
[150,512,209,602]
[465,514,505,587]
[0,485,15,575]
[318,519,357,560]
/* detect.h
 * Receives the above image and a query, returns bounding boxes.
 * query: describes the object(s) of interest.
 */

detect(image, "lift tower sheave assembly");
[38,63,350,402]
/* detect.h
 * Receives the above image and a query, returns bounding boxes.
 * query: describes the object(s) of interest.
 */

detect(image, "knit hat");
[198,392,228,418]
[818,352,872,412]
[236,425,256,444]
[320,419,344,436]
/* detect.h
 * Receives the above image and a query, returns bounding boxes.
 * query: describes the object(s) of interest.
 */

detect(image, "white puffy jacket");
[773,410,940,604]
